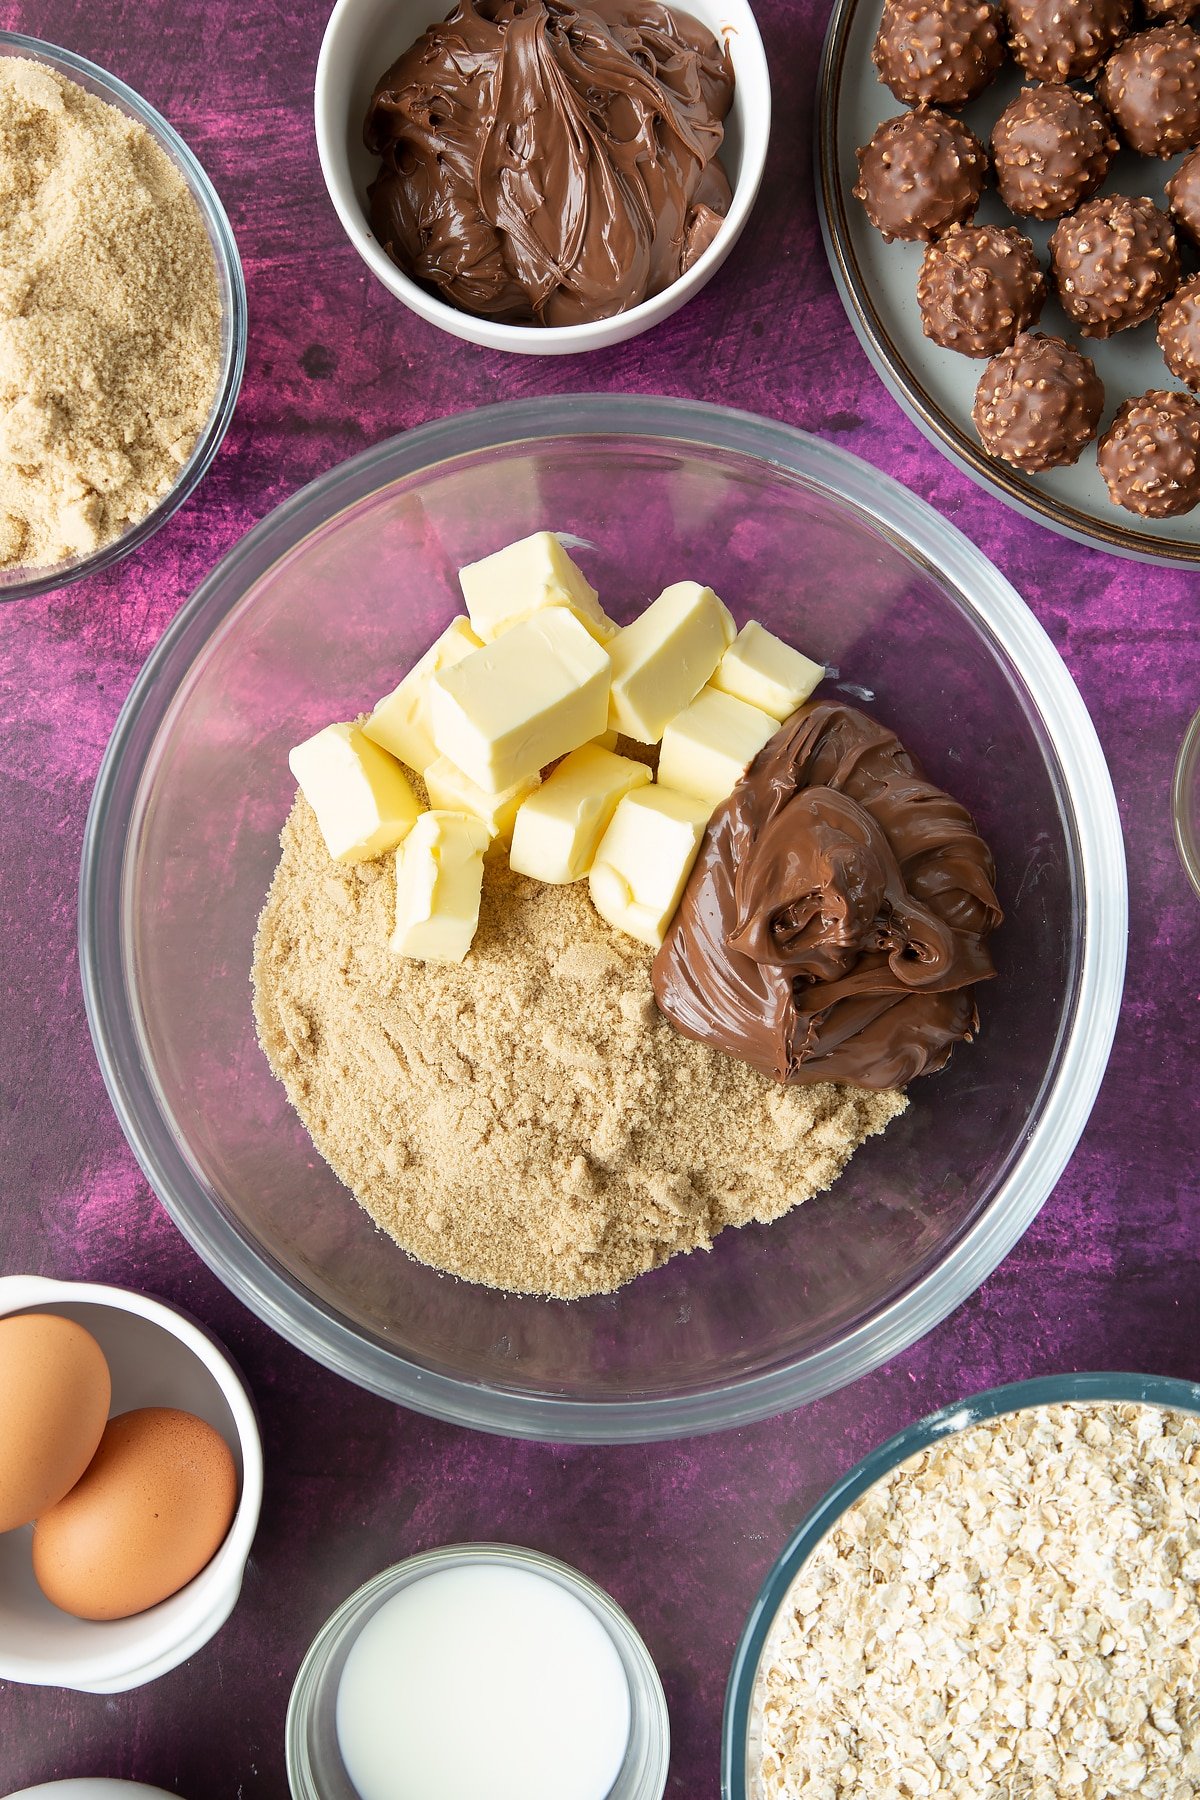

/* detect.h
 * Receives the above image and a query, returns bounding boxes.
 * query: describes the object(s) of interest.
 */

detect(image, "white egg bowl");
[314,0,771,354]
[0,1275,262,1694]
[4,1785,181,1799]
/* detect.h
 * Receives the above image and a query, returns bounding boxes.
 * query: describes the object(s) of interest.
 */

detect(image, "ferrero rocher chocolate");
[1097,390,1200,516]
[872,0,1004,106]
[1049,195,1179,337]
[1157,274,1200,390]
[1167,147,1200,247]
[1099,24,1200,157]
[1001,0,1131,82]
[990,85,1117,220]
[854,108,988,242]
[972,333,1104,470]
[917,223,1046,356]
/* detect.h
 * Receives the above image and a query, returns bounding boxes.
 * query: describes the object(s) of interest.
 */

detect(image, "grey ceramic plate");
[817,0,1200,566]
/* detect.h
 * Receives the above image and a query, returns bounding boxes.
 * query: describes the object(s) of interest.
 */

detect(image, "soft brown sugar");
[251,797,905,1299]
[0,58,222,570]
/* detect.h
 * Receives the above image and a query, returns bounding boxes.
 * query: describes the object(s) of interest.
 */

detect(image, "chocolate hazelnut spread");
[652,702,1003,1089]
[363,0,734,326]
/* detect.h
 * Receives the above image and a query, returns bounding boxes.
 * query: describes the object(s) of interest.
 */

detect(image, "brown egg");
[32,1406,238,1620]
[0,1312,112,1532]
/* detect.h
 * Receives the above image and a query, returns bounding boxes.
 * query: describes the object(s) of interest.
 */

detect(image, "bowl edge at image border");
[720,1370,1200,1800]
[0,31,247,604]
[79,394,1128,1443]
[0,1274,263,1693]
[312,0,771,355]
[285,1543,670,1800]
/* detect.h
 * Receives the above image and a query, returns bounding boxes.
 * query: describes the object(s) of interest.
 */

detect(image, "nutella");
[364,0,734,326]
[652,701,1003,1089]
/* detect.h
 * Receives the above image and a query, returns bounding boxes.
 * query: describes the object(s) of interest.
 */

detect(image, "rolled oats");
[755,1403,1200,1800]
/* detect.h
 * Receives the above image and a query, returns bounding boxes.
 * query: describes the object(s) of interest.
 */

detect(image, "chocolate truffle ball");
[854,109,989,242]
[1157,272,1200,387]
[1097,388,1200,515]
[873,0,1005,107]
[991,85,1118,219]
[1099,25,1200,156]
[1001,0,1132,83]
[1142,0,1200,22]
[1166,145,1200,247]
[1049,194,1179,336]
[972,333,1105,469]
[917,223,1046,355]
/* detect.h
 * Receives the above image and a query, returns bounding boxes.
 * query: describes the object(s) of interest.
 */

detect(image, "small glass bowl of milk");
[286,1543,670,1800]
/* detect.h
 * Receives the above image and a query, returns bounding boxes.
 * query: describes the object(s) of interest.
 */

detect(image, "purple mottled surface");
[0,0,1197,1794]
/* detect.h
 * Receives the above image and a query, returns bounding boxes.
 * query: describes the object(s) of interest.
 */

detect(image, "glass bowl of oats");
[80,396,1126,1442]
[724,1372,1200,1799]
[0,32,246,602]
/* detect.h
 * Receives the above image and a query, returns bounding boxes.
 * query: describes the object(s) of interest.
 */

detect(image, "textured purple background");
[0,0,1198,1794]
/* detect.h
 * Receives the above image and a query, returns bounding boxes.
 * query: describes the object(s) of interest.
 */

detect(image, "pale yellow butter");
[390,810,492,963]
[289,722,421,864]
[363,616,483,774]
[711,619,825,720]
[509,744,651,884]
[458,531,618,645]
[424,754,539,842]
[656,685,777,810]
[607,580,736,743]
[589,785,710,949]
[429,607,611,793]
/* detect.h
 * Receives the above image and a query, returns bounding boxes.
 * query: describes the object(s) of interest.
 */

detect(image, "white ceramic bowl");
[4,1785,181,1799]
[0,1276,262,1694]
[314,0,770,354]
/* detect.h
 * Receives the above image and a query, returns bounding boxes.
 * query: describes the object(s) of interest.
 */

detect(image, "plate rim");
[816,0,1200,569]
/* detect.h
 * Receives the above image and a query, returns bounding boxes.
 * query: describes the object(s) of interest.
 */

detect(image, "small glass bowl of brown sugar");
[0,33,246,603]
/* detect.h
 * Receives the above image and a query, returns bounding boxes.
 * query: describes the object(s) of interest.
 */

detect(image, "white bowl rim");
[313,0,771,354]
[0,1274,263,1691]
[78,393,1129,1443]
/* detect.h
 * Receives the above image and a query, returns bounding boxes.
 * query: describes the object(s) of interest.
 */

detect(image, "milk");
[335,1561,632,1800]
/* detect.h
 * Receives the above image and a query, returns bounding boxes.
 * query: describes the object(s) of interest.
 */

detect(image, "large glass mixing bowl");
[79,397,1127,1442]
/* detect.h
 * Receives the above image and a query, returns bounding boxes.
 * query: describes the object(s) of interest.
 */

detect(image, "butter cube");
[459,531,618,645]
[607,580,736,743]
[429,608,611,793]
[711,620,825,720]
[656,686,777,810]
[390,810,492,963]
[424,754,539,841]
[589,786,710,949]
[289,722,421,864]
[363,616,483,775]
[509,745,651,884]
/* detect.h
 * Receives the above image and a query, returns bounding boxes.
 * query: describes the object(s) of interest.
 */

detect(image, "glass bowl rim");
[285,1540,670,1800]
[1173,705,1200,901]
[0,29,247,604]
[721,1368,1200,1800]
[78,393,1128,1442]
